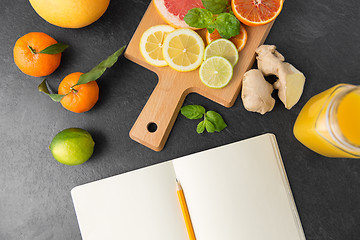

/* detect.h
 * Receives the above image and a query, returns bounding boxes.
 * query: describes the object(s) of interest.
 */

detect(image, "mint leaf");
[204,119,216,133]
[197,121,206,134]
[75,45,126,86]
[207,24,216,34]
[39,43,69,54]
[181,105,206,119]
[202,0,229,14]
[206,111,227,132]
[215,13,240,39]
[38,79,67,102]
[184,8,213,29]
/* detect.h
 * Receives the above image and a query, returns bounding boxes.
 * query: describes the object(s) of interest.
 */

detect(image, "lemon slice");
[162,28,205,72]
[199,56,233,89]
[140,25,175,67]
[204,38,239,67]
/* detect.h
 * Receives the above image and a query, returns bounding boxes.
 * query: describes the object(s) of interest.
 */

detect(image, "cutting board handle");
[129,80,187,151]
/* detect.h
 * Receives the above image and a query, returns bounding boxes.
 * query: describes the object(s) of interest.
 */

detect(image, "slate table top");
[1,0,360,239]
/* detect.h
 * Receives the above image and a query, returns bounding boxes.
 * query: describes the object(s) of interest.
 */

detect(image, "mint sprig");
[181,105,227,134]
[202,0,229,14]
[184,0,241,39]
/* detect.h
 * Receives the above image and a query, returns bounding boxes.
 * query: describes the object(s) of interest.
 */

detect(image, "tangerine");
[13,32,61,77]
[58,72,99,113]
[231,0,284,26]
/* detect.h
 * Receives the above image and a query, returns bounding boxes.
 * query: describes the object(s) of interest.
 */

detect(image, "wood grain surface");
[125,1,274,151]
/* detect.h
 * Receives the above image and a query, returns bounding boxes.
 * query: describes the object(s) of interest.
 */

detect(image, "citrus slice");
[199,56,233,89]
[163,28,205,72]
[231,0,284,26]
[206,27,248,52]
[154,0,204,29]
[204,39,239,67]
[140,25,175,67]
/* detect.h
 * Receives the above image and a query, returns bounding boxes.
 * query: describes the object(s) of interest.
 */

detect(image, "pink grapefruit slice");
[153,0,204,29]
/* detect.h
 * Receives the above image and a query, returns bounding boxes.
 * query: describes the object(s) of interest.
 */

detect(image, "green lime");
[199,56,233,89]
[204,38,239,67]
[49,128,95,166]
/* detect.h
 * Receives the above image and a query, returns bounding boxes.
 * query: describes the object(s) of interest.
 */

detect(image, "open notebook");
[71,133,306,240]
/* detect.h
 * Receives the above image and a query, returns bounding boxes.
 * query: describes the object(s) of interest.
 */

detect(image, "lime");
[49,128,95,166]
[199,56,233,89]
[204,38,239,67]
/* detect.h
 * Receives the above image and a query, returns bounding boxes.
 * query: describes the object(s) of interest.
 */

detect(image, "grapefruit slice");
[154,0,204,29]
[231,0,284,26]
[206,26,248,52]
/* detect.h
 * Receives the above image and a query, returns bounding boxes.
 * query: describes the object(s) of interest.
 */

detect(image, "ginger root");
[242,69,275,114]
[256,45,305,110]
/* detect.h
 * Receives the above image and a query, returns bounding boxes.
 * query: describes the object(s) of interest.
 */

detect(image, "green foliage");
[181,105,227,134]
[184,0,241,39]
[39,43,69,54]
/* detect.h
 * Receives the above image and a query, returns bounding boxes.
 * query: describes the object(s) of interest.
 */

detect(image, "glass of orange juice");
[293,84,360,158]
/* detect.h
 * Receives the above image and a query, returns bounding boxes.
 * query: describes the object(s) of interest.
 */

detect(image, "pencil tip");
[176,178,178,182]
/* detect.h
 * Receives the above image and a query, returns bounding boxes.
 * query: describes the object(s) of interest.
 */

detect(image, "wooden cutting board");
[125,1,274,151]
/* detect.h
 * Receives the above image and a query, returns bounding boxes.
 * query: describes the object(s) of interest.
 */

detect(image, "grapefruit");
[153,0,204,29]
[231,0,284,26]
[29,0,110,28]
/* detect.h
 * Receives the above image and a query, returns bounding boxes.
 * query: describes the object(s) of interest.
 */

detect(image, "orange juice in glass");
[293,84,360,158]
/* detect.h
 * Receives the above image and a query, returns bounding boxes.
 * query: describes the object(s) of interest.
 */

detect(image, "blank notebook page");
[173,134,305,240]
[71,161,188,240]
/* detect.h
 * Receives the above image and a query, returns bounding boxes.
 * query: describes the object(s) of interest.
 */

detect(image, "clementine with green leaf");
[58,72,99,113]
[38,45,126,113]
[13,32,68,77]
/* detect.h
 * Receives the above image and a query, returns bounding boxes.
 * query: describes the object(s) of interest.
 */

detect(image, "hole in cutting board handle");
[147,122,158,133]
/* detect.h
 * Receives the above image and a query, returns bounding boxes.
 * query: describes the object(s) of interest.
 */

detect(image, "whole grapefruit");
[29,0,110,28]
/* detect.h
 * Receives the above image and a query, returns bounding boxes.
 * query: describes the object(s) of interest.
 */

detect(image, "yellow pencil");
[176,179,196,240]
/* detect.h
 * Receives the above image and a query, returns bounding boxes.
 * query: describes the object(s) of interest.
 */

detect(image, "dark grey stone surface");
[1,0,360,239]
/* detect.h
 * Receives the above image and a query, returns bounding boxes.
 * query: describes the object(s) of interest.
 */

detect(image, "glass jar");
[293,84,360,158]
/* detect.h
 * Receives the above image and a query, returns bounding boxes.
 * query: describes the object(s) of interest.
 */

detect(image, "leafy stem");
[38,45,127,102]
[28,46,37,54]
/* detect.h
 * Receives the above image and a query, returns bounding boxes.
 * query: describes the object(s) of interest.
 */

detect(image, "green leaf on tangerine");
[38,79,67,102]
[74,45,127,86]
[39,43,69,54]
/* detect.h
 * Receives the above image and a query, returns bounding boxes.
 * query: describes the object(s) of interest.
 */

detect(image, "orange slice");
[231,0,284,26]
[206,26,248,52]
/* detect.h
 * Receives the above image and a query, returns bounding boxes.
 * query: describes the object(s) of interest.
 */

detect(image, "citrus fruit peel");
[199,56,233,89]
[231,0,284,26]
[162,28,205,72]
[140,25,175,67]
[204,38,239,67]
[38,45,126,104]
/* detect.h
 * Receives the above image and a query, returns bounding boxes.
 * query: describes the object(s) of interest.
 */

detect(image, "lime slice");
[204,38,239,67]
[199,56,233,89]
